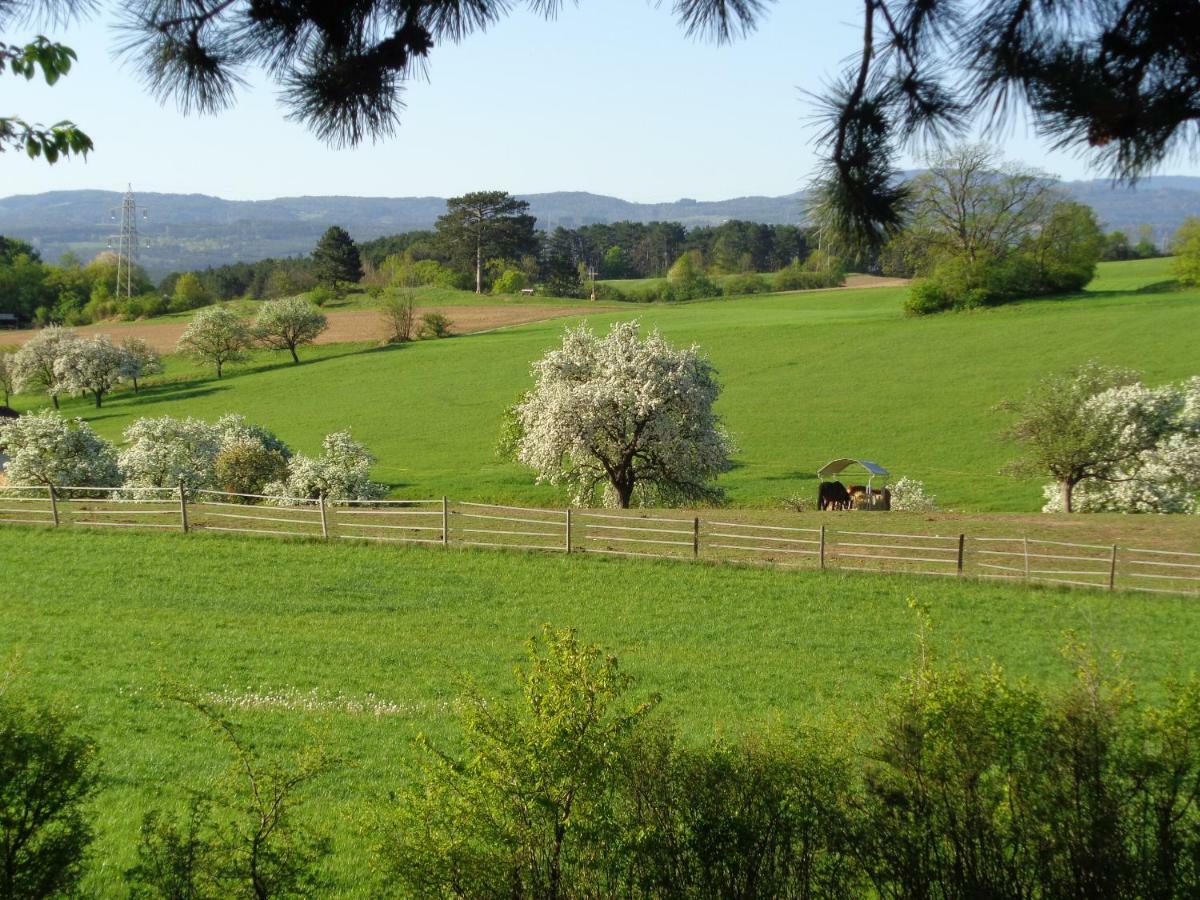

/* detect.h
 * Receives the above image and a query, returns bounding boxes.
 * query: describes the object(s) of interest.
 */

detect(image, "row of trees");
[0,410,384,502]
[7,624,1200,897]
[1,331,161,409]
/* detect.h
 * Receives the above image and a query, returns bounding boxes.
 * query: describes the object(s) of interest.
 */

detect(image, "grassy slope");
[11,258,1199,511]
[5,526,1200,894]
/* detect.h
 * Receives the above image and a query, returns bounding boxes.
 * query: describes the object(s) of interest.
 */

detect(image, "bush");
[0,691,99,898]
[420,311,453,338]
[773,264,844,292]
[888,476,939,511]
[308,285,335,307]
[903,279,952,315]
[592,283,626,301]
[263,430,384,503]
[0,410,120,489]
[491,268,528,295]
[213,443,289,498]
[380,293,417,343]
[722,273,770,296]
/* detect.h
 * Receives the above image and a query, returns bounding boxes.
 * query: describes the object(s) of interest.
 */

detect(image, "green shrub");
[420,311,453,338]
[903,279,952,315]
[592,283,626,301]
[774,265,843,292]
[722,273,770,296]
[213,443,289,499]
[308,285,334,307]
[491,268,528,295]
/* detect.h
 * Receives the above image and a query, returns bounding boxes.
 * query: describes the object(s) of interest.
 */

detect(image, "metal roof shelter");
[817,458,889,479]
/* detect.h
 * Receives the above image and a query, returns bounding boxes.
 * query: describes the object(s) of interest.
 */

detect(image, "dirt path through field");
[1,305,604,353]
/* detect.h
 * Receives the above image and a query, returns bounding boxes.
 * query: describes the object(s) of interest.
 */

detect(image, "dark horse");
[818,480,852,510]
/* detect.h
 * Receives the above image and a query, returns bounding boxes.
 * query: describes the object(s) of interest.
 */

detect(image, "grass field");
[5,525,1200,894]
[7,257,1199,511]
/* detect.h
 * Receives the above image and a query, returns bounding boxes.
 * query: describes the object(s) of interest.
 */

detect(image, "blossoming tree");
[10,327,80,409]
[507,321,734,508]
[52,336,126,408]
[0,410,119,488]
[177,307,251,379]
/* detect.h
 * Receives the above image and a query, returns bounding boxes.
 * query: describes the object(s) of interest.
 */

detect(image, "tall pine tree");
[311,226,363,290]
[435,192,537,294]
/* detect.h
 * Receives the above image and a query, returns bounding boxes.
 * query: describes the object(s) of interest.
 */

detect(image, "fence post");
[565,508,572,554]
[318,493,329,540]
[177,483,189,533]
[692,517,700,558]
[819,525,826,569]
[47,484,59,527]
[1108,544,1118,591]
[957,534,965,576]
[441,496,449,546]
[1023,536,1030,580]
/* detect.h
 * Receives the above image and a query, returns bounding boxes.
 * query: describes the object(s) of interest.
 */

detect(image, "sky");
[4,0,1200,203]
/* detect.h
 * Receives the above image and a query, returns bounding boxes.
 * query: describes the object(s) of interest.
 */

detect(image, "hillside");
[8,258,1197,513]
[1,176,1197,276]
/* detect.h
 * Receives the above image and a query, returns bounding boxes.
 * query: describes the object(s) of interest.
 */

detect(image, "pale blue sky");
[4,0,1199,201]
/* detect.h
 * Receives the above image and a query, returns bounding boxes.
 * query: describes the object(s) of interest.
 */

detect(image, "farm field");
[4,525,1200,895]
[6,257,1199,511]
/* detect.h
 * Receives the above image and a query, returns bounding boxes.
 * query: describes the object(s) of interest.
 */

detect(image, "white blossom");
[0,410,120,488]
[264,430,384,503]
[252,296,328,363]
[890,476,939,512]
[52,335,127,408]
[118,337,163,392]
[10,327,81,407]
[118,415,222,495]
[1040,376,1200,514]
[177,306,252,378]
[510,320,734,508]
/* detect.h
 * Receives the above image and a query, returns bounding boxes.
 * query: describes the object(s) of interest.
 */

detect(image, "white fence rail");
[1,485,1198,597]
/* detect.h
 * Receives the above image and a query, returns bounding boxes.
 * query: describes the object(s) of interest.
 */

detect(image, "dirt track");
[1,305,600,353]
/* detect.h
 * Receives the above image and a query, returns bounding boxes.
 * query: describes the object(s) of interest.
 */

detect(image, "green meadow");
[5,526,1200,894]
[9,257,1199,510]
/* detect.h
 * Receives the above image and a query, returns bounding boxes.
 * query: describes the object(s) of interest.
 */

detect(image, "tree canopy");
[435,192,537,294]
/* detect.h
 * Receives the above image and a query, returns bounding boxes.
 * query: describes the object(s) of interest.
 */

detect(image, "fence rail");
[2,485,1198,597]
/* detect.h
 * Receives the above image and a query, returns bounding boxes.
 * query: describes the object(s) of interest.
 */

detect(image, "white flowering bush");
[0,410,120,488]
[264,430,384,503]
[1039,376,1200,514]
[52,336,127,408]
[890,477,939,512]
[118,416,222,495]
[507,321,735,508]
[11,327,81,408]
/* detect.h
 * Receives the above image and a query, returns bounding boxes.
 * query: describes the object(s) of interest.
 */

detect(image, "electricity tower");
[112,184,146,300]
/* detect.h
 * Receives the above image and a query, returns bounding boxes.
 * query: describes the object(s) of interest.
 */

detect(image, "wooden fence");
[2,485,1198,597]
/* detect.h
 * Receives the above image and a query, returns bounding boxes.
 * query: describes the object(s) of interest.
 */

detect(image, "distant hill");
[1,178,1195,278]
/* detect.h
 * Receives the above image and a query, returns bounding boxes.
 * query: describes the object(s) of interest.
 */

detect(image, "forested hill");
[1,178,1197,277]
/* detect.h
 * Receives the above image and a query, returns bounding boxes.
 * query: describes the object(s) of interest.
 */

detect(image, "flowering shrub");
[263,430,384,503]
[213,443,289,498]
[889,477,939,512]
[0,410,119,488]
[118,416,222,496]
[508,321,734,508]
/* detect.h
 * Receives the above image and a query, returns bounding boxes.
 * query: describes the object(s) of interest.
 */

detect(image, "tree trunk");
[132,377,139,393]
[614,479,634,509]
[289,345,299,364]
[216,360,223,379]
[51,393,59,409]
[1061,479,1074,514]
[476,233,483,295]
[93,392,102,408]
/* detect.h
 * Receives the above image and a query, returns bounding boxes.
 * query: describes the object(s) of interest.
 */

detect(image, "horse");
[818,480,852,510]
